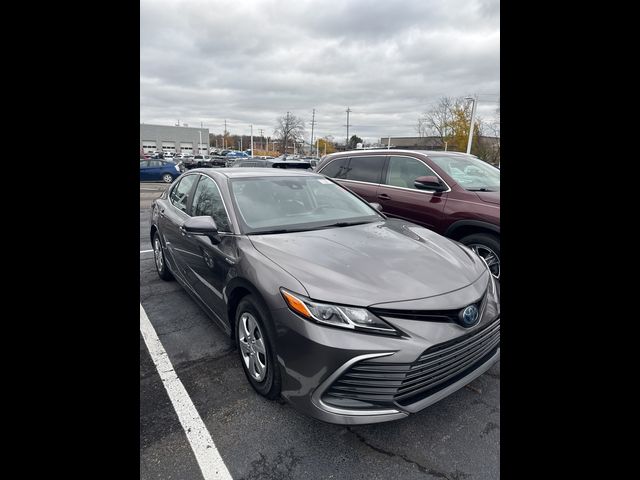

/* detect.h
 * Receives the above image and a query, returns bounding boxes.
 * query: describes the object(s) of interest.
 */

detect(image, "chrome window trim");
[319,155,452,194]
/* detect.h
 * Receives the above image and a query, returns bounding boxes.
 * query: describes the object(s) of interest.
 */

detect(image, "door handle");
[377,193,391,200]
[179,225,187,236]
[159,209,165,218]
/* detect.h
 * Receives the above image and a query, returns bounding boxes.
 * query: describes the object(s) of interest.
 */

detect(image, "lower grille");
[322,318,500,409]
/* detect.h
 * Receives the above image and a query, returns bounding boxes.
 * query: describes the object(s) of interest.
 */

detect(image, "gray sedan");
[149,168,500,424]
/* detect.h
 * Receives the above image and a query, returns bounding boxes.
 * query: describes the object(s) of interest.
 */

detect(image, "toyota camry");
[149,168,500,424]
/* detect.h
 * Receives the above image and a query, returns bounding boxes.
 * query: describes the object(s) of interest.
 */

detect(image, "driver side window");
[190,176,231,232]
[385,156,437,190]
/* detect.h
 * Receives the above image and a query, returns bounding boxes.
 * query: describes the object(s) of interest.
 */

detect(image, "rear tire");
[460,232,500,279]
[162,173,174,183]
[235,295,282,400]
[153,231,174,281]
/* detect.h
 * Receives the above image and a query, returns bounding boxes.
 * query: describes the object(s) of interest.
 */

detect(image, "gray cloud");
[141,0,499,143]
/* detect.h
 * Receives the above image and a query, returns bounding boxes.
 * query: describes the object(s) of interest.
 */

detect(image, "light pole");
[465,95,478,154]
[250,125,254,158]
[199,130,202,154]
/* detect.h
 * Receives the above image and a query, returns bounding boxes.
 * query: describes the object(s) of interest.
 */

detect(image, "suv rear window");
[344,156,385,183]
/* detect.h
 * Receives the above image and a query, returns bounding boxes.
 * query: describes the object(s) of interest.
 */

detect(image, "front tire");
[460,232,500,279]
[153,231,174,281]
[235,295,281,399]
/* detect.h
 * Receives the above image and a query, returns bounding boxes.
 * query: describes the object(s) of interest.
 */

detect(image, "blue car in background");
[140,159,182,183]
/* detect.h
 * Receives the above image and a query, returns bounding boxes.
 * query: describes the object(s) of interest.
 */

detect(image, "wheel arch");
[444,220,500,241]
[150,224,158,246]
[224,278,272,342]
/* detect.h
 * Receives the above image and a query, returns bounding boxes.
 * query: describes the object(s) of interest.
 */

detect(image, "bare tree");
[415,118,428,137]
[274,112,305,154]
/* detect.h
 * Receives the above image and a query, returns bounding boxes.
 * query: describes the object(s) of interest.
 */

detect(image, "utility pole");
[466,94,478,154]
[199,130,202,154]
[259,129,264,150]
[250,124,254,158]
[387,136,391,150]
[345,107,351,148]
[286,111,290,154]
[310,109,316,156]
[224,119,227,149]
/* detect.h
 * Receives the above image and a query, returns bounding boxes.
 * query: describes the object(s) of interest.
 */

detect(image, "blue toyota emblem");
[460,304,480,327]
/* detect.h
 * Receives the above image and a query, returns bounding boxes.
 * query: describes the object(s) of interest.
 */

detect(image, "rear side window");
[148,160,163,167]
[344,156,385,183]
[190,177,231,232]
[319,157,349,178]
[170,175,197,213]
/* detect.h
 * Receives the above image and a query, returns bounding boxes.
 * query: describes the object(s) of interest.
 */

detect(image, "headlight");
[280,289,398,335]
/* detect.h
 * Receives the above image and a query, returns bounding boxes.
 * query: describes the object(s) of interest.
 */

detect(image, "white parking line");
[140,304,233,480]
[140,249,153,253]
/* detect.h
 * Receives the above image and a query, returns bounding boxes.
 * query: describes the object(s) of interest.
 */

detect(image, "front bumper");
[270,283,500,425]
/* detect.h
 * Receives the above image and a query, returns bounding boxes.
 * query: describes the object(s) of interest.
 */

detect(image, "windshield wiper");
[248,228,305,235]
[314,220,374,229]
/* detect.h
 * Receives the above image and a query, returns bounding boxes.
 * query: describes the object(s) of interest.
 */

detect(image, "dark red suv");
[316,150,500,278]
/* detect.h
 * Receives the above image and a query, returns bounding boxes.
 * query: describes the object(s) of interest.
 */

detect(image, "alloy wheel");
[154,237,164,273]
[468,243,500,279]
[238,312,267,382]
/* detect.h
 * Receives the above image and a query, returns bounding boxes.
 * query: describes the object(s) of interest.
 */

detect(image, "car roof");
[195,167,319,179]
[324,149,475,158]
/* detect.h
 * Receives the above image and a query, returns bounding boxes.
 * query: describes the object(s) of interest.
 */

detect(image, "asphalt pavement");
[139,181,500,480]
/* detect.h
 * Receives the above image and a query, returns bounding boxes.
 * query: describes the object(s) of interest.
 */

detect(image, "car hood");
[474,190,500,205]
[249,219,487,306]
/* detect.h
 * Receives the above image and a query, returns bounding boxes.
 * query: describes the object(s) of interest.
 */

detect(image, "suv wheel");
[460,232,500,279]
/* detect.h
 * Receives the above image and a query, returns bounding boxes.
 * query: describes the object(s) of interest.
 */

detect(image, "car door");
[140,160,151,181]
[376,155,448,231]
[146,160,165,181]
[158,174,200,282]
[182,175,235,319]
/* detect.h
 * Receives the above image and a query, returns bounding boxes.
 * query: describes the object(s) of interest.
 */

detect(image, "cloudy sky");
[140,0,499,145]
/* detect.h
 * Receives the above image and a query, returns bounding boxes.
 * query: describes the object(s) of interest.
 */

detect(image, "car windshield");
[229,176,382,234]
[429,154,500,191]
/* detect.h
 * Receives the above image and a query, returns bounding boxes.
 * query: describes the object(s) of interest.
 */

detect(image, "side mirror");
[370,202,383,212]
[414,176,447,192]
[181,216,220,244]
